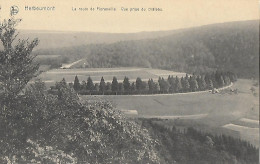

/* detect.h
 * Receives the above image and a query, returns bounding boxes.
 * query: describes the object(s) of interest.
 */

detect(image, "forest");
[35,20,259,79]
[141,119,259,164]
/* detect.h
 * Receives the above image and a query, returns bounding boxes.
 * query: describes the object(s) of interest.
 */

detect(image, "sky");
[0,0,259,33]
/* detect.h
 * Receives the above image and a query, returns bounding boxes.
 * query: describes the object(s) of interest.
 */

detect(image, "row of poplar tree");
[56,71,237,95]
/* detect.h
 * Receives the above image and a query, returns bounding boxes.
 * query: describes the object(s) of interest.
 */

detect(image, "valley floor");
[81,79,259,147]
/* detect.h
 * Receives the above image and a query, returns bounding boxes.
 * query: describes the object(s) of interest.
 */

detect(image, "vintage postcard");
[0,0,259,163]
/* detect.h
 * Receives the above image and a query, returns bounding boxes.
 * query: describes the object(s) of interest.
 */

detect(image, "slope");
[35,20,259,78]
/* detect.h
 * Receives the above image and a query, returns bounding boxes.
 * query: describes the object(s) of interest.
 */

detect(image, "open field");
[36,67,187,87]
[240,118,259,124]
[35,55,61,59]
[231,118,259,128]
[81,79,259,147]
[83,81,249,117]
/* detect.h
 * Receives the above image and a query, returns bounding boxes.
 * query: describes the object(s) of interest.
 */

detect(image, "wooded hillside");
[36,20,259,78]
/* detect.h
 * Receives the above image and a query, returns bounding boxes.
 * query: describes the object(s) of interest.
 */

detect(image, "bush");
[0,80,160,163]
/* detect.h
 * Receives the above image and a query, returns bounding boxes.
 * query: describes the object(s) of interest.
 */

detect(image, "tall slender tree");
[198,75,207,91]
[218,75,225,88]
[208,79,214,90]
[224,75,231,86]
[136,77,143,91]
[190,76,199,92]
[99,77,106,94]
[0,18,39,100]
[86,76,94,91]
[182,77,190,92]
[159,78,169,93]
[158,77,162,92]
[211,72,218,88]
[112,77,119,93]
[123,76,130,92]
[168,76,175,93]
[148,79,154,93]
[73,75,80,91]
[175,76,182,93]
[131,82,136,92]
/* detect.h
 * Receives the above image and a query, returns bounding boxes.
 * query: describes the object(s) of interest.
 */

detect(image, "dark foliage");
[0,18,160,163]
[141,119,259,164]
[36,20,259,78]
[73,75,80,91]
[0,80,161,163]
[0,19,39,100]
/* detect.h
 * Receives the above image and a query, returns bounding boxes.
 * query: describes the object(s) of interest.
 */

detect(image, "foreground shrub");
[0,80,160,163]
[0,18,160,163]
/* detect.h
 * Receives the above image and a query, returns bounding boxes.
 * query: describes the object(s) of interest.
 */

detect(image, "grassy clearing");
[231,118,259,128]
[81,79,259,147]
[240,118,259,124]
[223,124,258,131]
[142,113,208,119]
[82,79,257,121]
[83,86,250,118]
[35,55,61,59]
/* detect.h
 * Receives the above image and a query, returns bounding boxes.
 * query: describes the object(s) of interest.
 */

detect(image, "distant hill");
[35,20,259,78]
[16,30,181,50]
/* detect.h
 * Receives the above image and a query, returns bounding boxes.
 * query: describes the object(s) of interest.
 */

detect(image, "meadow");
[81,79,259,147]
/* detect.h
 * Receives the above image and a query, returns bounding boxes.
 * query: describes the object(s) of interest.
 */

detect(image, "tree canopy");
[0,18,39,101]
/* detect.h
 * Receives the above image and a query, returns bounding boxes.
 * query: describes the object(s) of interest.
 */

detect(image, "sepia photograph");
[0,0,259,163]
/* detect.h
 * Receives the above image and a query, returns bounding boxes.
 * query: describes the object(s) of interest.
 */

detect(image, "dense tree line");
[141,119,259,164]
[50,71,237,95]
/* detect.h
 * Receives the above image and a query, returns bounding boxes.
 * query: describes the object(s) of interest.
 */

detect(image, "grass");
[35,55,61,59]
[81,79,259,147]
[231,118,259,128]
[83,81,253,119]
